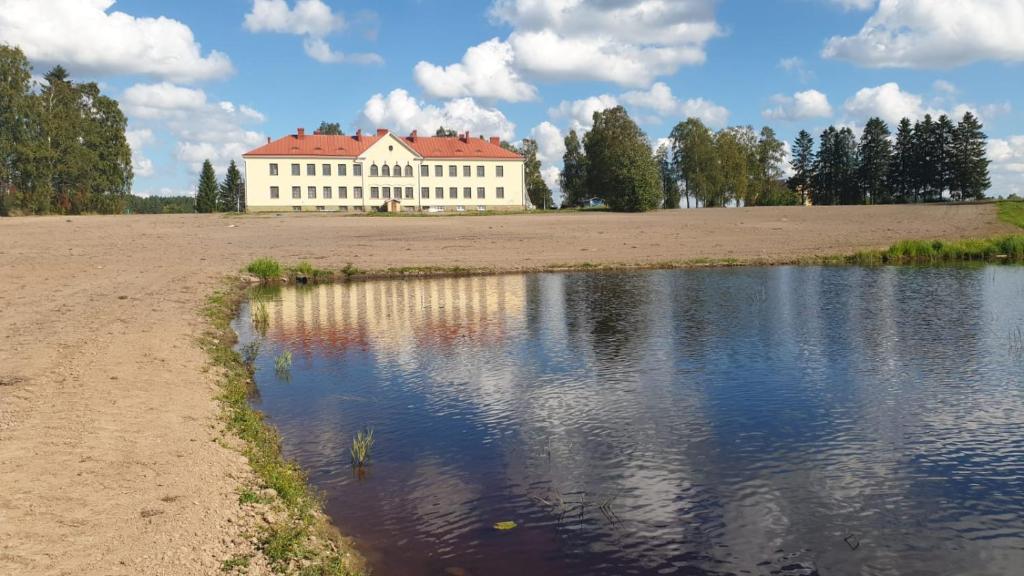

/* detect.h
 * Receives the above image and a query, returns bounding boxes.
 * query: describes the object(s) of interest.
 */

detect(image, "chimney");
[460,131,469,143]
[297,127,305,139]
[267,137,271,144]
[355,128,362,142]
[489,136,500,146]
[376,128,388,136]
[409,129,417,142]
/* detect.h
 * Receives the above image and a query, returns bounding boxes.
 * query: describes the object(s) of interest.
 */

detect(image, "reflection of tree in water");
[560,272,653,365]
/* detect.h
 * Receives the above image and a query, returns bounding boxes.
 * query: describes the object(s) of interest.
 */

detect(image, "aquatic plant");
[251,297,269,334]
[275,351,292,373]
[246,258,283,281]
[240,340,260,367]
[350,427,375,467]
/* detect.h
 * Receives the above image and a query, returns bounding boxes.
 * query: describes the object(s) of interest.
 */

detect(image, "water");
[233,267,1024,576]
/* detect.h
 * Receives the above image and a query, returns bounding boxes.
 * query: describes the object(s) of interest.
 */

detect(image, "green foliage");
[998,200,1024,229]
[317,121,343,136]
[275,351,293,373]
[350,427,375,467]
[246,257,283,281]
[787,130,815,204]
[220,553,251,572]
[196,159,218,213]
[851,234,1024,265]
[951,112,991,201]
[748,127,791,206]
[654,143,680,208]
[670,117,715,208]
[518,138,553,209]
[126,194,195,214]
[218,160,243,212]
[812,126,858,205]
[560,129,588,208]
[858,117,893,204]
[583,106,662,212]
[435,126,458,137]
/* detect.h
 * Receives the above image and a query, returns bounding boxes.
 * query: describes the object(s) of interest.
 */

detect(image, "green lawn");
[998,200,1024,229]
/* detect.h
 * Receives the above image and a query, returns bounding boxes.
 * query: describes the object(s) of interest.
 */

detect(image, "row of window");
[269,186,506,200]
[294,205,488,213]
[268,163,505,178]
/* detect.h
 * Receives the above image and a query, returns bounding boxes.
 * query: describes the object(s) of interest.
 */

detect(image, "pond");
[233,267,1024,576]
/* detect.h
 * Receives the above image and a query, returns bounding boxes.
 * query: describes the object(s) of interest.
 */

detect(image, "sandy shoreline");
[0,204,1016,575]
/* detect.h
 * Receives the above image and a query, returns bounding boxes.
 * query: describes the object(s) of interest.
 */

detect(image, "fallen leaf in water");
[493,521,517,531]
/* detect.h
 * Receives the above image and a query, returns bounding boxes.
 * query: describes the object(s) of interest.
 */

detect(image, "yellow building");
[242,128,527,213]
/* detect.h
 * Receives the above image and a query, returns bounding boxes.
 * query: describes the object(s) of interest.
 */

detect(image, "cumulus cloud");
[778,56,814,82]
[988,136,1024,196]
[243,0,382,65]
[840,82,1009,127]
[122,82,267,173]
[414,38,537,102]
[823,0,1024,68]
[358,89,516,141]
[828,0,876,9]
[125,128,155,177]
[530,122,565,166]
[548,95,620,131]
[763,89,834,121]
[621,82,730,128]
[0,0,232,83]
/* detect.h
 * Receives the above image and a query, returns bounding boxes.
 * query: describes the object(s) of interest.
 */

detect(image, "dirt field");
[0,204,1015,575]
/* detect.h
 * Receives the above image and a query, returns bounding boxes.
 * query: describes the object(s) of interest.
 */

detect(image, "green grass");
[350,428,374,468]
[275,351,293,373]
[998,200,1024,229]
[200,283,361,575]
[246,258,283,281]
[849,234,1024,265]
[289,261,335,283]
[221,553,252,572]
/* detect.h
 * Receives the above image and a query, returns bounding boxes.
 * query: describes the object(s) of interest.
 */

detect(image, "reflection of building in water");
[264,275,528,359]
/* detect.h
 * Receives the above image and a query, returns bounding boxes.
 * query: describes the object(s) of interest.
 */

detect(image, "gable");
[360,132,422,162]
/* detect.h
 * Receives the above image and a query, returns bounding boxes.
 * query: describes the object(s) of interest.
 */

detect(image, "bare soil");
[0,204,1015,575]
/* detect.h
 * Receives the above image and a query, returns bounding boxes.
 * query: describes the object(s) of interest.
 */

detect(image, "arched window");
[382,164,391,177]
[394,164,402,177]
[404,165,413,177]
[370,164,379,177]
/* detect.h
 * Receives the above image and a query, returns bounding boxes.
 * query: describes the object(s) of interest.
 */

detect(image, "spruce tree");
[952,112,991,200]
[891,118,915,203]
[559,129,588,208]
[812,127,837,205]
[195,160,218,213]
[218,160,242,212]
[788,130,814,204]
[858,117,893,204]
[936,114,956,198]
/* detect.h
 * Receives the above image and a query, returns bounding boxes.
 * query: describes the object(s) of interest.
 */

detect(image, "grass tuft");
[350,428,374,468]
[852,234,1024,265]
[247,258,283,282]
[275,351,293,373]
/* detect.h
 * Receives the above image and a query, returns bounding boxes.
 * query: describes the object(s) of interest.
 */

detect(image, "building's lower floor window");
[463,187,471,199]
[477,187,485,199]
[353,206,365,212]
[449,187,457,199]
[292,186,301,199]
[292,206,301,211]
[370,187,379,199]
[435,187,443,199]
[421,187,429,199]
[338,206,348,212]
[383,186,391,199]
[339,186,348,199]
[307,186,316,199]
[456,205,465,212]
[270,186,279,199]
[477,205,486,211]
[496,187,505,199]
[354,187,363,199]
[323,186,332,199]
[316,205,325,212]
[405,187,413,199]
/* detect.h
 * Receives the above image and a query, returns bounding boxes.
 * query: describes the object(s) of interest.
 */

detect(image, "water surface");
[234,267,1024,576]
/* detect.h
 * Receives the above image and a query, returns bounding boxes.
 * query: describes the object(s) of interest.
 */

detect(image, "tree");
[316,121,343,135]
[560,129,588,208]
[583,106,662,212]
[913,115,939,201]
[935,114,956,197]
[891,118,915,203]
[0,45,34,215]
[654,143,680,208]
[435,126,458,137]
[952,112,991,200]
[858,117,893,204]
[196,160,218,213]
[669,117,715,208]
[712,127,755,207]
[751,126,790,206]
[812,127,858,205]
[519,139,553,209]
[218,160,243,212]
[788,130,814,204]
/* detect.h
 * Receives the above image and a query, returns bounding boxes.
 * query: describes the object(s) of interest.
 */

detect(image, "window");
[496,165,504,177]
[456,205,465,212]
[270,186,279,199]
[477,166,485,177]
[463,165,471,177]
[449,187,457,199]
[354,186,363,199]
[383,187,391,199]
[308,186,316,199]
[316,206,325,212]
[324,186,332,199]
[291,186,301,199]
[477,205,486,212]
[293,206,301,212]
[354,164,363,176]
[449,165,457,177]
[392,164,400,177]
[382,164,390,177]
[291,164,300,176]
[338,163,347,176]
[420,164,429,177]
[370,164,379,177]
[421,187,429,199]
[496,186,505,199]
[405,187,413,199]
[477,187,485,199]
[404,165,413,177]
[270,163,279,176]
[435,165,443,177]
[323,164,331,176]
[370,187,379,199]
[339,186,348,199]
[435,187,443,199]
[307,164,315,176]
[463,187,471,199]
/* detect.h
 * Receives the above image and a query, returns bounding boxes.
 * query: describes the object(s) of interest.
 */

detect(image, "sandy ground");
[0,204,1015,575]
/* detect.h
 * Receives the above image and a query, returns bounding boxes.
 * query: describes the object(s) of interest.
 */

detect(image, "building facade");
[242,128,527,213]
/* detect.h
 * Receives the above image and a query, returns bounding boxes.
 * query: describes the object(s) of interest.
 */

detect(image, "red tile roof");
[243,130,523,160]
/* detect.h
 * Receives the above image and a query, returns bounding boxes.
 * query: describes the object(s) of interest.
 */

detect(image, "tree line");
[0,45,132,215]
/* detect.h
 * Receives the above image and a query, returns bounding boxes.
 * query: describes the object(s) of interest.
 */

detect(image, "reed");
[275,351,292,373]
[350,427,375,467]
[246,257,282,282]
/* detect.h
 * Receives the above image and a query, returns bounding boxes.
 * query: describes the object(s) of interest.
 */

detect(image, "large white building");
[242,128,527,213]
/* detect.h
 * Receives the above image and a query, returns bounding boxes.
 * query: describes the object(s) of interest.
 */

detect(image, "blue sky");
[2,0,1022,199]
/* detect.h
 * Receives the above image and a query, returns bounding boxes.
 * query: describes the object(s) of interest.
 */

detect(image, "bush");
[246,258,282,281]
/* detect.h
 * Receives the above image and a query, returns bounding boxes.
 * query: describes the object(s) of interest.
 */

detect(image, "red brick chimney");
[376,128,388,136]
[489,136,500,145]
[267,137,271,144]
[409,129,418,142]
[297,128,305,139]
[460,131,469,143]
[355,129,362,141]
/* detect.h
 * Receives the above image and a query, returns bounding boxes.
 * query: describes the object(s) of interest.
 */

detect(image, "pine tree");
[788,130,814,204]
[858,117,893,204]
[218,160,242,212]
[583,106,662,212]
[952,112,991,200]
[891,118,915,203]
[559,129,588,208]
[196,160,218,213]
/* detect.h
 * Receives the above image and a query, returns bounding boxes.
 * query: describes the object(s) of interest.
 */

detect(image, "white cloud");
[0,0,232,83]
[551,84,728,131]
[125,128,155,177]
[843,82,925,125]
[823,0,1024,68]
[414,38,537,102]
[988,136,1024,196]
[530,122,565,166]
[763,89,834,121]
[829,0,876,10]
[243,0,382,65]
[122,82,267,173]
[778,56,814,82]
[479,0,721,87]
[358,89,516,141]
[548,95,619,131]
[933,80,957,94]
[541,165,562,199]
